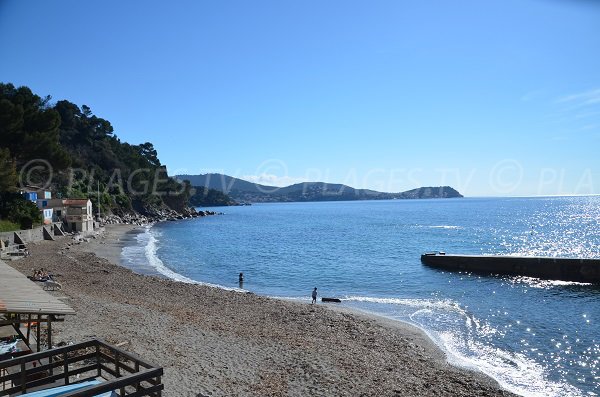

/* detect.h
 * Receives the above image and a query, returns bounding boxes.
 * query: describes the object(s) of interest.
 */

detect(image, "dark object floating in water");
[421,252,600,284]
[321,297,342,303]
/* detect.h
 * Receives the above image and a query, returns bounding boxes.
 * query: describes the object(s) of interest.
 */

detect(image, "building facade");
[37,198,65,223]
[64,199,94,233]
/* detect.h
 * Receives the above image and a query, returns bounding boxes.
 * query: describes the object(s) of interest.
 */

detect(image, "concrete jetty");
[420,252,600,283]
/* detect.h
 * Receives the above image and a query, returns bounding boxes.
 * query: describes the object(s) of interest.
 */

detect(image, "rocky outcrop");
[100,206,221,226]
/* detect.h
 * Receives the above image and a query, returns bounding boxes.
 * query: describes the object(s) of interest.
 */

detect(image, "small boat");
[321,297,342,303]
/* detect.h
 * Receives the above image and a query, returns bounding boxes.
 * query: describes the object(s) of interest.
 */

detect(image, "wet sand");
[9,225,517,397]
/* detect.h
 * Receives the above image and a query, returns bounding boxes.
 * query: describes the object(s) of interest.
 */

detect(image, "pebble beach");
[8,225,517,397]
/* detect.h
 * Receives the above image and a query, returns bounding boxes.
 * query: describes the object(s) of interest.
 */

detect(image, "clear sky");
[1,0,599,196]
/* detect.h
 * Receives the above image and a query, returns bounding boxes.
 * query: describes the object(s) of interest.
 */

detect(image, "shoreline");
[101,224,500,385]
[76,223,142,266]
[9,224,517,396]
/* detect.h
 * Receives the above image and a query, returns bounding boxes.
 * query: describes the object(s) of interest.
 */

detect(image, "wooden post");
[115,351,125,395]
[26,314,31,345]
[135,361,140,392]
[48,316,53,376]
[47,316,52,349]
[156,376,162,397]
[16,314,21,343]
[64,352,69,384]
[96,344,101,378]
[36,314,41,352]
[115,351,120,377]
[20,362,26,393]
[13,318,29,348]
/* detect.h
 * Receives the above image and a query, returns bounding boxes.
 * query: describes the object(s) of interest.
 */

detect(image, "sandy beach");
[8,225,517,397]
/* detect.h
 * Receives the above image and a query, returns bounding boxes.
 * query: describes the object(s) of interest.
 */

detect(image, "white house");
[63,199,94,233]
[37,198,65,222]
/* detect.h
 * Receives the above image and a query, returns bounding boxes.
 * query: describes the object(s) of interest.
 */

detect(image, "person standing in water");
[312,287,318,304]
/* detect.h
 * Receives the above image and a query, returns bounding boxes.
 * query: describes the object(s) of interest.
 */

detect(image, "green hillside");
[0,82,192,217]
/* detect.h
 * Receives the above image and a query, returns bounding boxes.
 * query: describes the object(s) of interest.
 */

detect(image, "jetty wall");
[421,254,600,283]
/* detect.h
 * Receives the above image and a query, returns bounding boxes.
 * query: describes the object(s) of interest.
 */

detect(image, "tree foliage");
[0,84,70,170]
[0,82,189,214]
[0,148,17,192]
[189,186,237,207]
[0,192,42,229]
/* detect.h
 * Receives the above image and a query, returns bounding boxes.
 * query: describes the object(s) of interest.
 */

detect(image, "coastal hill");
[176,173,463,204]
[0,83,194,221]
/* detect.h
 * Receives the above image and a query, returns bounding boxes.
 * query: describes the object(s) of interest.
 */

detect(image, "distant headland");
[177,173,463,205]
[0,82,462,224]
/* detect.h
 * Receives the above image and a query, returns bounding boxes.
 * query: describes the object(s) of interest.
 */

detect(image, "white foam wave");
[341,295,583,397]
[509,276,592,288]
[124,225,244,292]
[439,332,584,397]
[411,224,462,230]
[143,226,197,284]
[269,296,310,302]
[343,296,467,314]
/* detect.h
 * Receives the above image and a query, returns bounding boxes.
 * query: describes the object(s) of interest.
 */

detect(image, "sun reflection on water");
[481,197,600,259]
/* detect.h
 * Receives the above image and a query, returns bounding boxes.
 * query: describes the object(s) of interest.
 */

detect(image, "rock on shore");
[101,207,220,226]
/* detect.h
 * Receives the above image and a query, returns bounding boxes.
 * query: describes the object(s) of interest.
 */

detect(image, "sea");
[120,196,600,397]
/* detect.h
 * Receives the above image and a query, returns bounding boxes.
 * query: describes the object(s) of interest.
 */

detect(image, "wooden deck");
[0,260,75,316]
[0,259,75,352]
[0,263,163,396]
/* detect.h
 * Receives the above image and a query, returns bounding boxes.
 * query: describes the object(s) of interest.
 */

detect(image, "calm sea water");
[121,197,600,396]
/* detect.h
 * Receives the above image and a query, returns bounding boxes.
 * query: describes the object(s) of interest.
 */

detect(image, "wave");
[341,296,583,397]
[343,296,467,314]
[142,226,198,284]
[508,276,592,288]
[268,295,311,302]
[409,224,462,230]
[121,225,244,292]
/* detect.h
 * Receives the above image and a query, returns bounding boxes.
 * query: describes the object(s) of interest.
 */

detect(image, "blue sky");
[1,0,599,196]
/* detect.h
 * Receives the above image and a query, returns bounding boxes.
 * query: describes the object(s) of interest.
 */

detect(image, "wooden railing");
[0,338,163,396]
